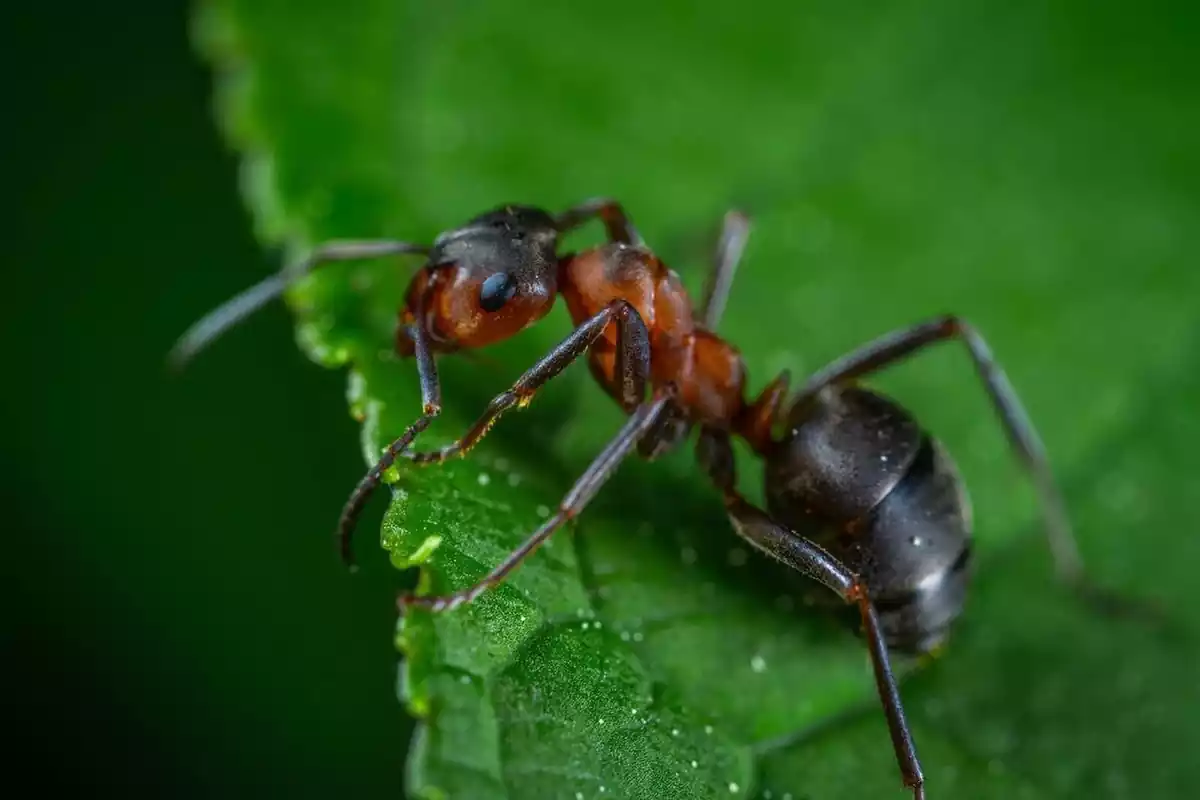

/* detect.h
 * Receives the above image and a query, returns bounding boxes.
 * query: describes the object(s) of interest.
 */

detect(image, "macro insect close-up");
[9,2,1199,800]
[171,191,1145,799]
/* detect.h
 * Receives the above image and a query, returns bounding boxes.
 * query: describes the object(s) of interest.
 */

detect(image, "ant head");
[409,205,562,350]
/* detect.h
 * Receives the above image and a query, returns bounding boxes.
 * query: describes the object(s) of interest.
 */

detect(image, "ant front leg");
[697,429,925,800]
[338,301,443,568]
[399,391,672,613]
[169,239,429,370]
[789,315,1084,587]
[399,298,652,466]
[553,198,643,246]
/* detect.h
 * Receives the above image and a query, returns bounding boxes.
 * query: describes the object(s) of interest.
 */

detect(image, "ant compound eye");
[479,272,517,312]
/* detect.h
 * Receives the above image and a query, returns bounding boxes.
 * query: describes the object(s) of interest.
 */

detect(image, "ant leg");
[635,402,691,460]
[399,391,672,612]
[788,315,1084,586]
[553,198,643,246]
[728,497,925,800]
[697,429,924,800]
[625,207,753,462]
[168,239,429,370]
[697,210,752,330]
[397,299,650,464]
[633,210,751,457]
[338,308,443,568]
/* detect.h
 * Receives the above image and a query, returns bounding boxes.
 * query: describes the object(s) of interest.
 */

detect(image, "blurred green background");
[5,1,1198,798]
[7,3,410,796]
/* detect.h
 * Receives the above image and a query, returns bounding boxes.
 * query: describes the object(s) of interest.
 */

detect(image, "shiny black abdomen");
[764,386,974,654]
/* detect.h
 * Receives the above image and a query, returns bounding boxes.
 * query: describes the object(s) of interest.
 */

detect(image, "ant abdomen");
[765,385,974,654]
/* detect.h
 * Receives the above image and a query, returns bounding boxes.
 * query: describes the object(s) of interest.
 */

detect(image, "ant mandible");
[172,198,1093,800]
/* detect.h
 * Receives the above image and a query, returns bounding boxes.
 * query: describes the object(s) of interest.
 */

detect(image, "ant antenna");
[167,271,293,371]
[166,239,430,371]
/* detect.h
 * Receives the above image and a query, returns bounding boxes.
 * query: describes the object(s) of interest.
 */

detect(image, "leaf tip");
[412,534,444,564]
[388,533,443,571]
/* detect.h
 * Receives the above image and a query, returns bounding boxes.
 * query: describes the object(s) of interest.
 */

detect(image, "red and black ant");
[172,199,1098,799]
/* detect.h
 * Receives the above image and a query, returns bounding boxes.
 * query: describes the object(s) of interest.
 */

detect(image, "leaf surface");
[196,0,1200,797]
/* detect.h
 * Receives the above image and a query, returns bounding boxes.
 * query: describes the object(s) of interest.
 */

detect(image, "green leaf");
[194,0,1200,798]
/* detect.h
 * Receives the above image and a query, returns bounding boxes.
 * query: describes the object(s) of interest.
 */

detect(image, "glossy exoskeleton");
[172,198,1094,800]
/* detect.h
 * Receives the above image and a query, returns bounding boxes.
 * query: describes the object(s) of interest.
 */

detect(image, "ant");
[172,198,1099,799]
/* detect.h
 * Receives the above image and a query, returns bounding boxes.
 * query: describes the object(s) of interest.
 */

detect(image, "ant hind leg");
[787,315,1080,583]
[699,428,925,800]
[786,314,1167,623]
